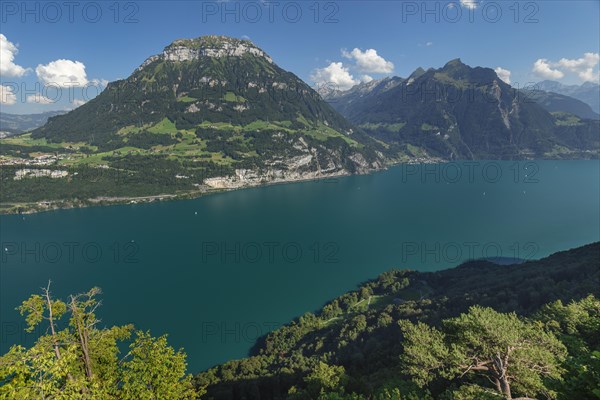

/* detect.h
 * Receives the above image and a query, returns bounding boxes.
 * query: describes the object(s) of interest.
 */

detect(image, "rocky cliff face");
[204,141,382,189]
[137,36,274,71]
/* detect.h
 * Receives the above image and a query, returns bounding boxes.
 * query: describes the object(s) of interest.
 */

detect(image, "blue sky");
[1,0,599,114]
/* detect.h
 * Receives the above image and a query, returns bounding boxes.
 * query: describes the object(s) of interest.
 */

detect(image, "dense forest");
[1,243,598,399]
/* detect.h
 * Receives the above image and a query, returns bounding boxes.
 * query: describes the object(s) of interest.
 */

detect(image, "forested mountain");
[32,35,383,174]
[1,36,386,213]
[327,60,600,160]
[196,242,600,400]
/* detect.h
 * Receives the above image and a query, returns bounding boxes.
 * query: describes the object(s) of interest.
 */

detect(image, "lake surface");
[1,160,599,372]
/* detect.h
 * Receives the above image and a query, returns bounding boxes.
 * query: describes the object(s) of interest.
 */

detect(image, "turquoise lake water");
[1,160,599,372]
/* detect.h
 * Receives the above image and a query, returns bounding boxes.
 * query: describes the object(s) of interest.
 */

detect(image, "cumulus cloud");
[342,48,394,74]
[577,68,598,82]
[460,0,479,9]
[0,85,17,105]
[361,75,374,83]
[557,53,600,81]
[532,53,599,82]
[26,94,55,104]
[36,59,89,87]
[426,42,433,47]
[0,34,28,77]
[532,59,565,80]
[311,62,358,91]
[494,67,511,84]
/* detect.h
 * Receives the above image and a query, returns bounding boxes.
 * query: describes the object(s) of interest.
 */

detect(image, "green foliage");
[0,284,199,399]
[401,306,567,398]
[397,321,451,386]
[2,245,598,399]
[439,384,503,400]
[304,362,348,397]
[196,243,599,400]
[535,296,600,399]
[120,332,197,399]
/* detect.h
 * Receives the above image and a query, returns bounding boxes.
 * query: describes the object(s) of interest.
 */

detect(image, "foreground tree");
[0,282,198,399]
[400,306,567,400]
[534,296,600,400]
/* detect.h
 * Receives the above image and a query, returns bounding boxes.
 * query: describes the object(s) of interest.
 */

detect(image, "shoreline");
[0,164,387,215]
[2,156,597,216]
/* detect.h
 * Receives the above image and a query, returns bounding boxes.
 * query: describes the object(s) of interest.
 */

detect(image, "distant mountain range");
[535,80,600,114]
[326,59,599,160]
[0,111,66,137]
[520,89,599,120]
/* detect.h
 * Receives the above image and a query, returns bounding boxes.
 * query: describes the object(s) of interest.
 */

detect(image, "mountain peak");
[441,58,470,72]
[166,35,254,50]
[437,58,502,84]
[407,67,426,83]
[444,58,465,67]
[137,35,272,70]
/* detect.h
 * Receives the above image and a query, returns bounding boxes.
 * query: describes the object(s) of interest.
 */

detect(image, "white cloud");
[36,59,89,87]
[426,42,433,47]
[557,53,600,81]
[578,68,600,83]
[532,59,565,80]
[72,99,87,108]
[342,48,394,74]
[532,53,600,82]
[494,67,511,84]
[557,52,599,70]
[0,34,28,77]
[311,62,358,91]
[460,0,479,9]
[26,94,55,104]
[361,75,374,83]
[0,85,17,105]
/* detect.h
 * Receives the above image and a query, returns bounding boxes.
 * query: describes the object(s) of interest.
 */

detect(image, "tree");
[303,361,348,398]
[534,296,600,400]
[0,283,198,399]
[120,331,197,400]
[400,306,567,400]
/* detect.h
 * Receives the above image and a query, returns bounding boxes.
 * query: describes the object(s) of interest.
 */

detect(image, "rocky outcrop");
[138,36,273,71]
[14,169,69,180]
[204,167,349,190]
[203,149,383,190]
